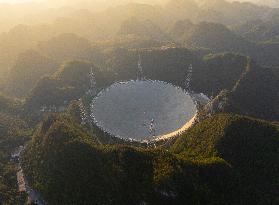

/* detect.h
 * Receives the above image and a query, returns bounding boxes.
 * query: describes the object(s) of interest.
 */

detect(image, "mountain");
[21,47,279,122]
[232,17,279,43]
[168,20,195,41]
[1,1,279,204]
[0,113,29,204]
[24,48,201,119]
[4,50,58,98]
[2,32,107,98]
[0,11,99,76]
[172,113,279,204]
[254,0,279,7]
[191,53,249,96]
[226,60,279,121]
[0,0,278,78]
[197,0,270,25]
[104,48,254,97]
[26,48,271,112]
[0,23,57,76]
[0,93,21,115]
[196,57,279,121]
[37,33,94,63]
[118,18,168,40]
[163,0,199,26]
[169,20,279,67]
[170,21,256,54]
[21,113,243,205]
[23,60,108,121]
[24,62,89,110]
[21,112,279,204]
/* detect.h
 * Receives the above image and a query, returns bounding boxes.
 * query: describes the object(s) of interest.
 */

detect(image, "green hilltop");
[21,113,279,204]
[172,114,279,204]
[0,1,279,204]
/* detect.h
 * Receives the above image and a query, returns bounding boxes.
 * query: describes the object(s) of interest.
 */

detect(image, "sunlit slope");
[22,112,279,204]
[22,114,244,205]
[5,50,57,98]
[22,48,245,108]
[0,0,274,76]
[0,110,29,203]
[4,33,100,98]
[21,48,279,122]
[24,61,102,111]
[172,113,279,204]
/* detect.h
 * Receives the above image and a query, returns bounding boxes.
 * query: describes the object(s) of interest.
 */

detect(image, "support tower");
[89,67,97,97]
[185,64,193,93]
[137,54,144,80]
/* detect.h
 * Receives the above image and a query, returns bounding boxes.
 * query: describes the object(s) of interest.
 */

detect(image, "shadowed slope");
[172,114,279,204]
[22,114,241,205]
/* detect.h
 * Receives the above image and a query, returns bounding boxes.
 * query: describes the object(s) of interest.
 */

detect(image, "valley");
[0,0,278,204]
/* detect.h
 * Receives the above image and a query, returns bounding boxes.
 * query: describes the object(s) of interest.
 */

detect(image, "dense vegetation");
[22,113,279,204]
[1,0,279,77]
[0,0,279,204]
[226,62,279,121]
[14,46,279,125]
[5,50,58,98]
[172,114,279,204]
[0,111,29,204]
[21,114,234,204]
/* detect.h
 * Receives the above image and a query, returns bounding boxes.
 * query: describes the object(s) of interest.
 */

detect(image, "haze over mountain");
[232,0,279,7]
[0,0,279,204]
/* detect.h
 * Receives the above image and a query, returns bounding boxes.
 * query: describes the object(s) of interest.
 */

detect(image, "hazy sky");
[0,0,44,3]
[0,0,265,3]
[0,0,169,8]
[0,0,163,5]
[0,0,278,7]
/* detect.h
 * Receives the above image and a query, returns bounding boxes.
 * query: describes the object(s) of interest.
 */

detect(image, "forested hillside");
[21,114,236,204]
[0,0,278,204]
[172,114,279,204]
[22,113,279,204]
[0,95,30,204]
[14,47,279,123]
